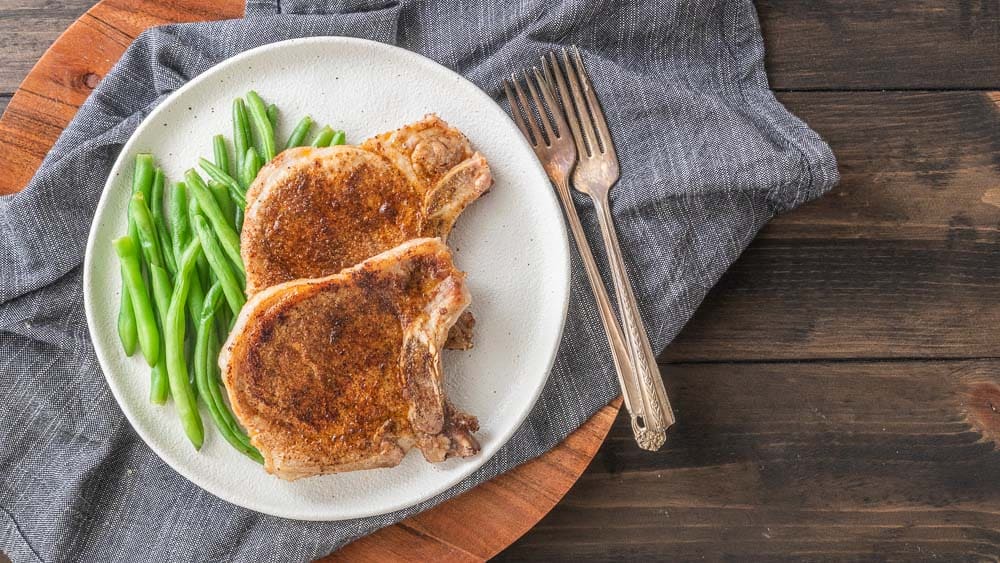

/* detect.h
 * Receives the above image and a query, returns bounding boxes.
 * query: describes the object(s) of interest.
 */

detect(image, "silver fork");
[504,66,665,451]
[545,47,675,450]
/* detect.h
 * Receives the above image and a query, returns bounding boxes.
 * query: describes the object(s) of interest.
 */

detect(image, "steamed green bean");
[150,168,176,275]
[164,238,206,449]
[118,154,154,354]
[198,157,247,209]
[240,147,262,189]
[193,214,245,315]
[208,180,235,229]
[194,283,262,462]
[232,98,252,180]
[311,125,335,147]
[284,115,313,149]
[114,236,158,366]
[184,169,244,277]
[266,103,278,130]
[213,134,231,177]
[245,91,276,162]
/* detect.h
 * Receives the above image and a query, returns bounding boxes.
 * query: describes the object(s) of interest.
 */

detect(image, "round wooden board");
[0,0,622,559]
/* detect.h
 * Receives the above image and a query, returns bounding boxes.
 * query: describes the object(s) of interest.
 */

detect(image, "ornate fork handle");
[593,196,675,450]
[504,61,667,450]
[551,177,648,436]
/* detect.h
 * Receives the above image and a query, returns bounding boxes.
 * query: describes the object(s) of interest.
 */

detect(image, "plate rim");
[83,35,571,521]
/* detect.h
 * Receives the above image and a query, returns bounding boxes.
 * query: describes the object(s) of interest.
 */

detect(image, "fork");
[544,47,676,449]
[504,62,669,451]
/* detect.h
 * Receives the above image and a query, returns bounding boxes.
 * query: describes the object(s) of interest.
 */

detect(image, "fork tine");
[503,79,533,143]
[559,47,598,157]
[544,52,587,159]
[571,46,617,160]
[522,69,556,145]
[531,66,565,139]
[509,73,544,146]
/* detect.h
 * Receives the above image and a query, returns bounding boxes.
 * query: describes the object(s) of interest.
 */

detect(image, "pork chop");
[220,238,480,480]
[241,114,493,296]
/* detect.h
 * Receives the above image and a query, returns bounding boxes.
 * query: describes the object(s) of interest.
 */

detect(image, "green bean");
[117,267,138,355]
[133,154,155,200]
[150,341,169,404]
[127,155,156,266]
[165,238,205,449]
[184,169,244,276]
[212,134,231,177]
[132,193,176,324]
[188,268,206,329]
[245,91,276,162]
[198,157,247,209]
[266,103,278,130]
[193,214,245,315]
[194,284,262,461]
[130,193,165,268]
[148,264,173,404]
[188,195,212,291]
[193,283,222,406]
[284,115,313,149]
[170,182,191,268]
[114,236,158,366]
[232,98,252,179]
[119,154,154,354]
[131,193,176,402]
[311,125,335,147]
[331,130,346,146]
[240,147,262,189]
[234,207,244,234]
[208,180,235,229]
[169,182,205,321]
[203,316,251,449]
[150,168,176,275]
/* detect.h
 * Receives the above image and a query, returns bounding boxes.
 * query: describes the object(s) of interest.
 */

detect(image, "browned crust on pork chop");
[220,238,480,480]
[242,114,493,296]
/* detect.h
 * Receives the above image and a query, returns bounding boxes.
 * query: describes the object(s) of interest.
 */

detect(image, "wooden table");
[4,1,1000,560]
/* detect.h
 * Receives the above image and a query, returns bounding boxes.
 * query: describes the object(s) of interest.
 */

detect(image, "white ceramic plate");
[83,37,570,521]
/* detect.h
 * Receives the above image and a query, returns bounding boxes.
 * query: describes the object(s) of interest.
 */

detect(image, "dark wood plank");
[502,360,1000,561]
[3,1,1000,94]
[0,95,9,118]
[660,91,1000,363]
[0,0,94,94]
[760,0,1000,90]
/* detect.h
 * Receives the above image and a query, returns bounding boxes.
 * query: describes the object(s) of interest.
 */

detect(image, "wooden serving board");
[0,0,621,559]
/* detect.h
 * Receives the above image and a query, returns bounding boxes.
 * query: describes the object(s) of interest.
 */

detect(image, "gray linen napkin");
[0,1,837,560]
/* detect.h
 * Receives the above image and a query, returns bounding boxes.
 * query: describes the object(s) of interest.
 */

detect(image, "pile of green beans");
[114,91,345,459]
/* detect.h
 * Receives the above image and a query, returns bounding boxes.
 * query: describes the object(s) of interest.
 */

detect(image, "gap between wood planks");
[775,87,1000,93]
[659,356,1000,367]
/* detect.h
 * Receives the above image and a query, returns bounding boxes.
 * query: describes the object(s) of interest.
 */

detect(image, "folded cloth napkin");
[0,0,837,560]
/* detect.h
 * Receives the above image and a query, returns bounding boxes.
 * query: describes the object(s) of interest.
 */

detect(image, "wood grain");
[0,0,91,93]
[760,0,1000,90]
[662,91,1000,363]
[0,0,619,560]
[502,360,1000,560]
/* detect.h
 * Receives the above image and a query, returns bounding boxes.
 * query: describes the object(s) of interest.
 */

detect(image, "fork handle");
[593,196,675,449]
[551,178,649,441]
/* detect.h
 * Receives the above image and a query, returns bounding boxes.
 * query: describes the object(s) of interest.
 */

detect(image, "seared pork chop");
[241,114,492,296]
[220,238,480,480]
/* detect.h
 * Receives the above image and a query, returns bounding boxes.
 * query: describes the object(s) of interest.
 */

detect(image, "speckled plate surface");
[83,37,570,521]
